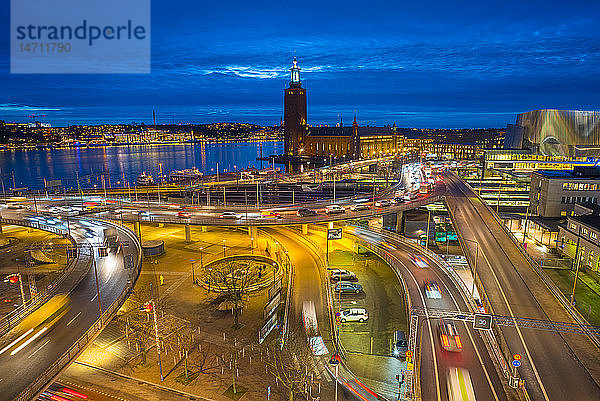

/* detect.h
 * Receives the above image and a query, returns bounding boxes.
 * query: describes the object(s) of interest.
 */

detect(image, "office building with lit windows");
[558,204,600,274]
[530,167,600,218]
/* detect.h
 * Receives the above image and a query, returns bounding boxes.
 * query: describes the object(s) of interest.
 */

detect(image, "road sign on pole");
[473,313,493,330]
[512,359,521,368]
[513,353,522,361]
[328,228,342,240]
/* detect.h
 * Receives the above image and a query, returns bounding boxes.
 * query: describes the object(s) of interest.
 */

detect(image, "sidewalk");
[509,224,600,326]
[60,223,301,401]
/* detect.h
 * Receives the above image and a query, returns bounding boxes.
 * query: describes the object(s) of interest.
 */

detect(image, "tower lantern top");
[289,57,301,87]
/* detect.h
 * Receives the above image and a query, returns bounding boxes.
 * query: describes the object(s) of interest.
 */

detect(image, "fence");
[14,221,143,401]
[0,217,91,337]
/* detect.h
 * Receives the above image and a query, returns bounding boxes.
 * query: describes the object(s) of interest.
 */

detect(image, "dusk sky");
[1,0,600,128]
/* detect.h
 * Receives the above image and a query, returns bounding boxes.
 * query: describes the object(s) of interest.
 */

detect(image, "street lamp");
[222,239,226,257]
[142,297,164,381]
[191,259,196,284]
[250,237,254,254]
[158,163,163,204]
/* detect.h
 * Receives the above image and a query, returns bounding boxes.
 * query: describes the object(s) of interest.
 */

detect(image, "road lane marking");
[392,254,442,401]
[432,267,500,401]
[91,293,98,302]
[66,311,82,326]
[478,228,550,401]
[28,339,50,358]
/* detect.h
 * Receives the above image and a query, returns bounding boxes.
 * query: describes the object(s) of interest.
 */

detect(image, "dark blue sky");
[1,0,600,128]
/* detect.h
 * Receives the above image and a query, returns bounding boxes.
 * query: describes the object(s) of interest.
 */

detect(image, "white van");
[340,308,369,323]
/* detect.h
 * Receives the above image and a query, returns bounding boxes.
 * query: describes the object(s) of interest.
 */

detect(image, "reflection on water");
[0,142,283,190]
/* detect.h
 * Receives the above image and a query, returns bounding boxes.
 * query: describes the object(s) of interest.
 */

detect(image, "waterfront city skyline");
[2,0,600,128]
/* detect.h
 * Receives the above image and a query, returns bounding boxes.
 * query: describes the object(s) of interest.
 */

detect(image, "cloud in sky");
[1,0,600,127]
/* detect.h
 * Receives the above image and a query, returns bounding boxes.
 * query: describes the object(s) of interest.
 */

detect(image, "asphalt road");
[352,227,509,401]
[444,171,600,401]
[0,210,140,401]
[34,179,444,227]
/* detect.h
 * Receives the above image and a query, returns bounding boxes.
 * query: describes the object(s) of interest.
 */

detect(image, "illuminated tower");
[284,57,307,156]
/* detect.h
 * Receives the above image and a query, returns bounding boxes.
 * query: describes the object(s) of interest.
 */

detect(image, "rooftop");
[535,166,600,179]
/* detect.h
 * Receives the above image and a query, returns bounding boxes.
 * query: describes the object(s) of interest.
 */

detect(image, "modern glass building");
[505,109,600,157]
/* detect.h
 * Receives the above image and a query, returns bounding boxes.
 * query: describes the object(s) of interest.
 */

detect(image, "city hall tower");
[284,57,307,156]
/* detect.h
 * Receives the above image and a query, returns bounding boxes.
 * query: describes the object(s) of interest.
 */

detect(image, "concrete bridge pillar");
[185,223,192,243]
[396,210,404,234]
[248,226,258,250]
[302,224,309,235]
[134,221,141,239]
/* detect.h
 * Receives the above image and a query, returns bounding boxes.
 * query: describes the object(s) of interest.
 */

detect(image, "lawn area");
[544,268,600,326]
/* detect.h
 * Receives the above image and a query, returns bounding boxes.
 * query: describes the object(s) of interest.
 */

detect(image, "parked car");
[340,308,369,323]
[392,330,409,358]
[393,196,405,204]
[219,211,242,219]
[439,319,463,352]
[325,204,345,214]
[375,199,391,207]
[177,211,191,218]
[335,281,363,294]
[329,269,357,282]
[297,208,317,217]
[350,203,370,211]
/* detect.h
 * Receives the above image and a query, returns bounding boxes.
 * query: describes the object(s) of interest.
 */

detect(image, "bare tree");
[118,284,155,366]
[263,324,318,401]
[206,260,261,329]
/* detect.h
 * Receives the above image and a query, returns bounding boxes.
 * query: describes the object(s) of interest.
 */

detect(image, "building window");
[570,223,577,230]
[591,232,598,240]
[582,228,588,236]
[561,196,566,204]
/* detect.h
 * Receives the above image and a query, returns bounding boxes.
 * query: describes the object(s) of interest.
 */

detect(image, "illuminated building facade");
[505,109,600,157]
[283,58,398,160]
[530,167,600,218]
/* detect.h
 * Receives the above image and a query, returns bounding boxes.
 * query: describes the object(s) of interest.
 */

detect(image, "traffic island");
[65,223,297,401]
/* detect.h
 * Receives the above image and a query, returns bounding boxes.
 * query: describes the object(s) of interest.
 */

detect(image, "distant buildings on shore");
[0,121,281,149]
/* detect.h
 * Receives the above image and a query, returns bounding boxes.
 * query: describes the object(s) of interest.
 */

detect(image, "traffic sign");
[513,354,522,361]
[329,353,341,365]
[406,362,414,371]
[405,350,413,358]
[473,313,493,330]
[512,360,521,368]
[328,228,343,240]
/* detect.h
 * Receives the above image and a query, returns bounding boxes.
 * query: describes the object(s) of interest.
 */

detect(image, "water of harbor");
[0,141,283,190]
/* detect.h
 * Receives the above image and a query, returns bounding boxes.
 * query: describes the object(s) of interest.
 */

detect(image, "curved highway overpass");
[0,208,142,401]
[347,225,510,401]
[444,171,600,401]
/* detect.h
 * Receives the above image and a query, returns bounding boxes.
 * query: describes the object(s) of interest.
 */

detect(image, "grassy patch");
[223,384,247,400]
[545,269,600,326]
[175,370,199,385]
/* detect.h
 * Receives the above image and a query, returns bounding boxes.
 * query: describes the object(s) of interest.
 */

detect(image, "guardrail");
[14,221,143,401]
[350,221,520,399]
[452,173,600,349]
[0,217,92,337]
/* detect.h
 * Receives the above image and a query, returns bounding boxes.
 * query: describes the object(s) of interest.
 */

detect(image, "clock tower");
[284,57,307,156]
